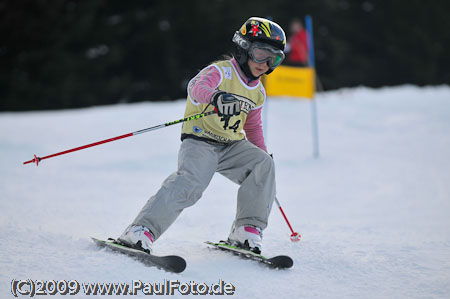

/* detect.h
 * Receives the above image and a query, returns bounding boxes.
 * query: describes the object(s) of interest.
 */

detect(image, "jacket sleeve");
[244,106,267,152]
[188,65,222,104]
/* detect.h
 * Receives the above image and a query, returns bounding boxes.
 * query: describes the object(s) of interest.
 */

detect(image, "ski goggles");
[248,42,285,69]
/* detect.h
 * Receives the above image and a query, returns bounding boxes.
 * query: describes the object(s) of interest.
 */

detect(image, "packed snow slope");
[1,85,449,298]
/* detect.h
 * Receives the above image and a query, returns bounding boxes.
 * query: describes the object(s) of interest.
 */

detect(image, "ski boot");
[228,224,263,254]
[118,225,154,254]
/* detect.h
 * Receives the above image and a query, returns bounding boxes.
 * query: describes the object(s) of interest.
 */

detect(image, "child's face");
[248,59,270,78]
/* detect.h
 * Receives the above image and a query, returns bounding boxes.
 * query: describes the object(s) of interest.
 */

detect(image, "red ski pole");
[23,110,216,166]
[275,197,301,242]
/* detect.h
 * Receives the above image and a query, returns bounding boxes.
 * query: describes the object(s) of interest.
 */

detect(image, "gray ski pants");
[132,138,276,240]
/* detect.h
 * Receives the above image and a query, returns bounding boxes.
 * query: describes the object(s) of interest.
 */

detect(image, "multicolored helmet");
[232,17,286,76]
[233,17,286,51]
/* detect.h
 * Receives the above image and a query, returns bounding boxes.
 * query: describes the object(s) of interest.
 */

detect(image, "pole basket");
[290,232,301,242]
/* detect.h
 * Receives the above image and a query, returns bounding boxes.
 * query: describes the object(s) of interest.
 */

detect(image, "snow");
[1,85,450,298]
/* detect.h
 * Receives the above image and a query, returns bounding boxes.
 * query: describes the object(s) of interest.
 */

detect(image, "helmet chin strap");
[241,61,259,81]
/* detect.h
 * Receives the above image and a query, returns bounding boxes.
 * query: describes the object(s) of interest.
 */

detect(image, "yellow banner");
[264,66,315,99]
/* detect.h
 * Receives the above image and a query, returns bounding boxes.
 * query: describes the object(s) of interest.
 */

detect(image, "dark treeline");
[1,0,449,111]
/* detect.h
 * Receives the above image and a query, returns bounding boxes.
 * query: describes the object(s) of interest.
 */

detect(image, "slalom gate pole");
[275,197,301,242]
[23,110,216,166]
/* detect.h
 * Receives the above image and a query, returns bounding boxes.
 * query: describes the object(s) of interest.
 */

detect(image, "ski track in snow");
[1,85,450,298]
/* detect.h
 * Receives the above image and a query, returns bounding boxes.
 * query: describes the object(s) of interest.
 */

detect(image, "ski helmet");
[232,17,286,77]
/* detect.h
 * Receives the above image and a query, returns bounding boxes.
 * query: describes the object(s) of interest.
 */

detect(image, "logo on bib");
[222,67,232,80]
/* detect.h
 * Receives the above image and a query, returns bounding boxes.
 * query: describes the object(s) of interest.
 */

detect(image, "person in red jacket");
[285,18,309,66]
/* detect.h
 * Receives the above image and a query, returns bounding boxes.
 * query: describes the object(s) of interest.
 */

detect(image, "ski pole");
[275,197,301,242]
[23,110,216,166]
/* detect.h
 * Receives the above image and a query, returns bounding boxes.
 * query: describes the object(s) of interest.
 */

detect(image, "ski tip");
[169,257,187,273]
[268,255,294,268]
[92,237,186,273]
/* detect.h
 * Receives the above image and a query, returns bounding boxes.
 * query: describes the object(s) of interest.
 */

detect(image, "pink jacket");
[188,58,267,152]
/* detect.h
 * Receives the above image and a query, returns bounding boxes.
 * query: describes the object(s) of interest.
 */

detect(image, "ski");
[91,237,186,273]
[205,241,293,269]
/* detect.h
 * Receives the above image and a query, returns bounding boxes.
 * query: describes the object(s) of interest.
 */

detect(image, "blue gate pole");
[263,93,269,143]
[305,15,320,158]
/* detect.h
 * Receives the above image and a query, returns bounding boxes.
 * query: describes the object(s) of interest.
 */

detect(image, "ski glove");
[211,91,241,117]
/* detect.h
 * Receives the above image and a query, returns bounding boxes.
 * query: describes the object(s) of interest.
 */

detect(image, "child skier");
[119,17,286,254]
